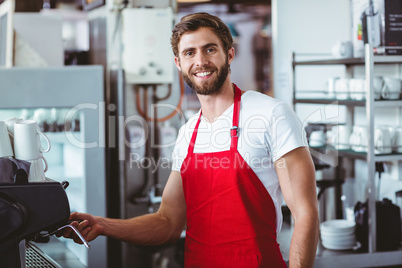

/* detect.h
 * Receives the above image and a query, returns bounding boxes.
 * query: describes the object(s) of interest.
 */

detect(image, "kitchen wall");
[272,0,351,105]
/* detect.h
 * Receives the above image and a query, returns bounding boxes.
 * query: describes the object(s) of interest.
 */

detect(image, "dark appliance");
[0,178,71,267]
[384,0,402,55]
[355,198,401,252]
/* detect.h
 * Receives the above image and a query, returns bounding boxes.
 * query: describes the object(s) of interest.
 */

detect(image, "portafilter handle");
[40,224,90,249]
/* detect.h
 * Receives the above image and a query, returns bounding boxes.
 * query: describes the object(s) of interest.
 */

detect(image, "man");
[62,13,319,267]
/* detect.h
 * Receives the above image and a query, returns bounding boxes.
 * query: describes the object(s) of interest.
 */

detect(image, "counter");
[278,222,402,268]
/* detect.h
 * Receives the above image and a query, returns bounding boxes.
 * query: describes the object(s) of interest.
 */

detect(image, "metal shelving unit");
[291,44,402,266]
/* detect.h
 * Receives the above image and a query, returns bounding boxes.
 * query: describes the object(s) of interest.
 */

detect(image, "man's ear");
[228,47,235,65]
[174,57,181,71]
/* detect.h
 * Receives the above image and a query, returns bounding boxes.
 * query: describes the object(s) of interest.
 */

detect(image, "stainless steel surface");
[33,237,86,268]
[40,225,90,249]
[26,241,61,268]
[365,43,376,253]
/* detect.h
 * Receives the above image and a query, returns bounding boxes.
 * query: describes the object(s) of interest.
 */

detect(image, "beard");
[182,57,230,96]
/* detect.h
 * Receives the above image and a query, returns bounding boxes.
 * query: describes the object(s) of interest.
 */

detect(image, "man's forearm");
[288,211,319,268]
[97,212,183,246]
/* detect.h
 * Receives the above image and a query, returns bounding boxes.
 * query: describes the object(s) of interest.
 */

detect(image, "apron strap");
[188,84,241,154]
[230,84,241,151]
[187,111,202,155]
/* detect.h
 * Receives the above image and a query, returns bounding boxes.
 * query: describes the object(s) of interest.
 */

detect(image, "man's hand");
[57,212,104,244]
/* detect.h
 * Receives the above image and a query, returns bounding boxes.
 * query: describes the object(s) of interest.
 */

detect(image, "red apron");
[181,84,286,267]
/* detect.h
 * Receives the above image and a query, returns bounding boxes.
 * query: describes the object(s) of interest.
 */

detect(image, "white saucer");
[322,241,356,250]
[320,220,356,233]
[322,237,356,246]
[320,229,355,237]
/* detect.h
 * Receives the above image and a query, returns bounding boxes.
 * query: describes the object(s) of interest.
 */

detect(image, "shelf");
[293,55,402,66]
[294,98,365,106]
[317,147,402,161]
[292,45,402,255]
[294,98,402,107]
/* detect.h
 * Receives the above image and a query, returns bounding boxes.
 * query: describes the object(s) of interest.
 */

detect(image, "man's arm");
[275,147,319,268]
[63,170,186,246]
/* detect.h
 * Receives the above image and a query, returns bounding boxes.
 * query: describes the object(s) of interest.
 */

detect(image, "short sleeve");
[267,103,308,162]
[172,125,187,172]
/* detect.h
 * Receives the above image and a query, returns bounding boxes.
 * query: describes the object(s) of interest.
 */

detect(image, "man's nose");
[194,52,208,66]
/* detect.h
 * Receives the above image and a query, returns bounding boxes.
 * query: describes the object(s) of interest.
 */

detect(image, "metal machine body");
[0,180,70,268]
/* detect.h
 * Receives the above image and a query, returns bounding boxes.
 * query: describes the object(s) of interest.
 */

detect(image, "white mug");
[0,121,14,158]
[28,157,48,182]
[4,117,23,150]
[309,130,326,147]
[14,120,51,161]
[326,77,339,99]
[373,77,384,100]
[349,125,368,152]
[335,78,350,100]
[349,78,366,101]
[4,117,23,135]
[393,127,402,153]
[331,41,353,58]
[381,77,401,100]
[375,126,392,154]
[331,125,351,150]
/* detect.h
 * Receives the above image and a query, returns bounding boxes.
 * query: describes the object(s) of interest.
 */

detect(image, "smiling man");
[61,13,319,268]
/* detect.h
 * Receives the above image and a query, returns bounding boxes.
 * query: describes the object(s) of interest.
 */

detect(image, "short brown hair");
[170,12,233,57]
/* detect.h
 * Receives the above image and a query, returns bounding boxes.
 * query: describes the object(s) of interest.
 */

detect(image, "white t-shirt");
[172,90,308,234]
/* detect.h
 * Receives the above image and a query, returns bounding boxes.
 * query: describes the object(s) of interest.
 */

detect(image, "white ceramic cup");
[392,127,402,153]
[28,157,48,182]
[373,77,384,100]
[4,117,23,149]
[14,120,51,161]
[335,78,350,100]
[349,125,368,152]
[326,77,339,99]
[4,117,23,135]
[309,130,326,147]
[331,41,353,58]
[375,126,392,154]
[349,78,366,100]
[381,77,401,100]
[0,121,14,158]
[331,125,351,149]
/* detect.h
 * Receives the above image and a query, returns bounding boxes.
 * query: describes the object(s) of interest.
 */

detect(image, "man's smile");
[194,71,213,78]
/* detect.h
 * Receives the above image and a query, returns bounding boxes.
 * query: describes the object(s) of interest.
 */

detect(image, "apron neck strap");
[230,84,241,151]
[187,84,241,154]
[188,112,202,154]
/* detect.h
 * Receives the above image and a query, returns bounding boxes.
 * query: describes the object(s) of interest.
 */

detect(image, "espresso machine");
[0,173,79,268]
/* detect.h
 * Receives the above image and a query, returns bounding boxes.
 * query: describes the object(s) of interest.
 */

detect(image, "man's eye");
[185,51,194,56]
[206,48,216,53]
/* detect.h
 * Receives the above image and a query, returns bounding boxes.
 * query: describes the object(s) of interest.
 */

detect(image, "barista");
[61,12,319,268]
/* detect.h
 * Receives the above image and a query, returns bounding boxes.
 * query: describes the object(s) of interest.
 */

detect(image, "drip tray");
[26,242,61,268]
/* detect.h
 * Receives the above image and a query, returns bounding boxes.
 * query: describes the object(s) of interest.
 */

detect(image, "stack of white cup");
[327,76,401,101]
[0,121,14,159]
[1,118,51,182]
